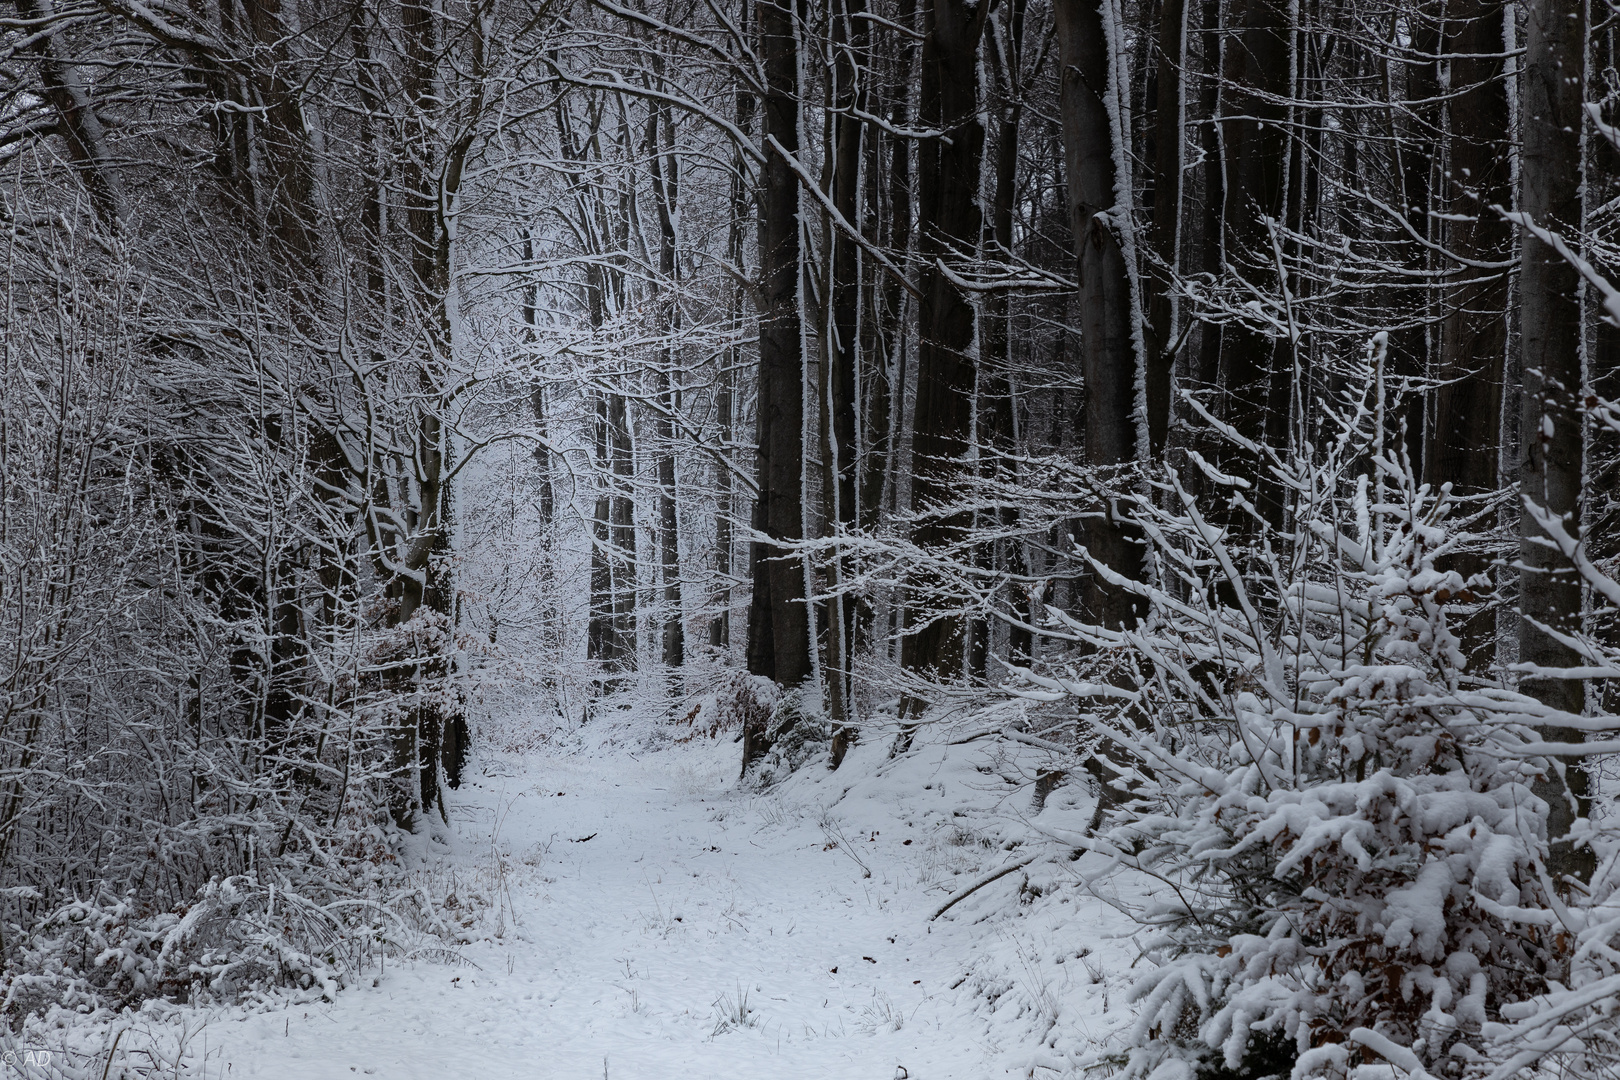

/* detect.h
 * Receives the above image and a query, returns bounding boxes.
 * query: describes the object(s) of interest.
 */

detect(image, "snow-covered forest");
[7,0,1620,1075]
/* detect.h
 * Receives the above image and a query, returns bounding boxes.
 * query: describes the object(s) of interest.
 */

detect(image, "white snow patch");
[171,708,1146,1077]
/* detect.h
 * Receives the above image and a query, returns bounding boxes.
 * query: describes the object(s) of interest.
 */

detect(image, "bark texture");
[746,0,812,769]
[899,0,990,702]
[1055,0,1145,632]
[1518,0,1594,884]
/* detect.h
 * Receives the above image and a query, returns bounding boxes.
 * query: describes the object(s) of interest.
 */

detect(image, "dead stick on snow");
[929,854,1040,921]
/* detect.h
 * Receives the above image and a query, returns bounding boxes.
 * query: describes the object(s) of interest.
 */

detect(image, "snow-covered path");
[207,737,1043,1079]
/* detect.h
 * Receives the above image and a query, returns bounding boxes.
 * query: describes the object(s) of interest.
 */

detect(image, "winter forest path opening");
[206,732,1065,1079]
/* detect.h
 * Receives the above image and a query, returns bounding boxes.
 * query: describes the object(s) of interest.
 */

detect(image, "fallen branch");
[929,853,1040,921]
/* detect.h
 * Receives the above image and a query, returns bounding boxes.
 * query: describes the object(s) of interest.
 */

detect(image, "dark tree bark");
[1381,16,1439,479]
[713,72,755,654]
[648,94,685,682]
[1424,0,1511,666]
[524,229,558,732]
[530,388,556,547]
[825,0,868,768]
[972,0,1032,681]
[386,0,454,828]
[1055,0,1145,632]
[1518,0,1595,885]
[1191,0,1224,401]
[607,389,639,676]
[1215,0,1291,528]
[1589,7,1620,716]
[746,0,812,754]
[18,0,125,230]
[899,0,991,708]
[713,364,735,648]
[523,233,557,549]
[1144,0,1185,455]
[587,392,621,680]
[858,0,917,665]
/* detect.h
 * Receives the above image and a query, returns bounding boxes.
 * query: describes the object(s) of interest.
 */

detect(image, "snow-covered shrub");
[5,881,334,1018]
[722,671,782,735]
[735,677,829,786]
[761,690,831,763]
[0,867,480,1028]
[1026,345,1620,1079]
[675,670,776,743]
[0,1011,219,1080]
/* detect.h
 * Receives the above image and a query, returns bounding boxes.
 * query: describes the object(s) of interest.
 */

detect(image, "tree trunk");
[972,0,1030,681]
[19,0,125,230]
[857,0,917,666]
[1215,0,1290,526]
[713,358,736,651]
[608,388,639,677]
[524,232,557,550]
[587,390,620,684]
[825,0,867,767]
[1055,0,1145,632]
[713,73,755,653]
[746,0,812,757]
[1588,6,1620,717]
[582,256,633,693]
[1387,16,1437,477]
[1518,0,1594,885]
[1192,0,1224,401]
[1424,0,1511,666]
[388,0,449,829]
[648,96,685,684]
[899,0,991,712]
[1145,0,1185,456]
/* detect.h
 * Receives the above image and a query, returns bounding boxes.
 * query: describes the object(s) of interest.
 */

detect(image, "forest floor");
[202,707,1140,1079]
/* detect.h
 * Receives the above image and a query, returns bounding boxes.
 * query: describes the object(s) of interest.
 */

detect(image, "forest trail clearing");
[204,732,1066,1079]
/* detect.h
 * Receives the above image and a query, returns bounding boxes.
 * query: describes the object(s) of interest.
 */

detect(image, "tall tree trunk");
[973,0,1030,680]
[1215,0,1290,528]
[825,0,867,767]
[1518,0,1594,885]
[648,94,685,684]
[858,0,917,664]
[713,73,755,653]
[745,0,812,766]
[608,387,639,678]
[1055,0,1144,632]
[1145,0,1185,455]
[1389,16,1438,476]
[524,232,557,556]
[1191,0,1224,401]
[1588,4,1620,716]
[19,0,125,230]
[530,386,556,552]
[587,389,620,684]
[1424,0,1511,666]
[898,0,991,714]
[713,361,735,650]
[583,256,636,692]
[524,228,557,745]
[388,0,451,829]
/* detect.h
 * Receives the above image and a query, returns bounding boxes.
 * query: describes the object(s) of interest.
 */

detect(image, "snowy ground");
[202,714,1142,1079]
